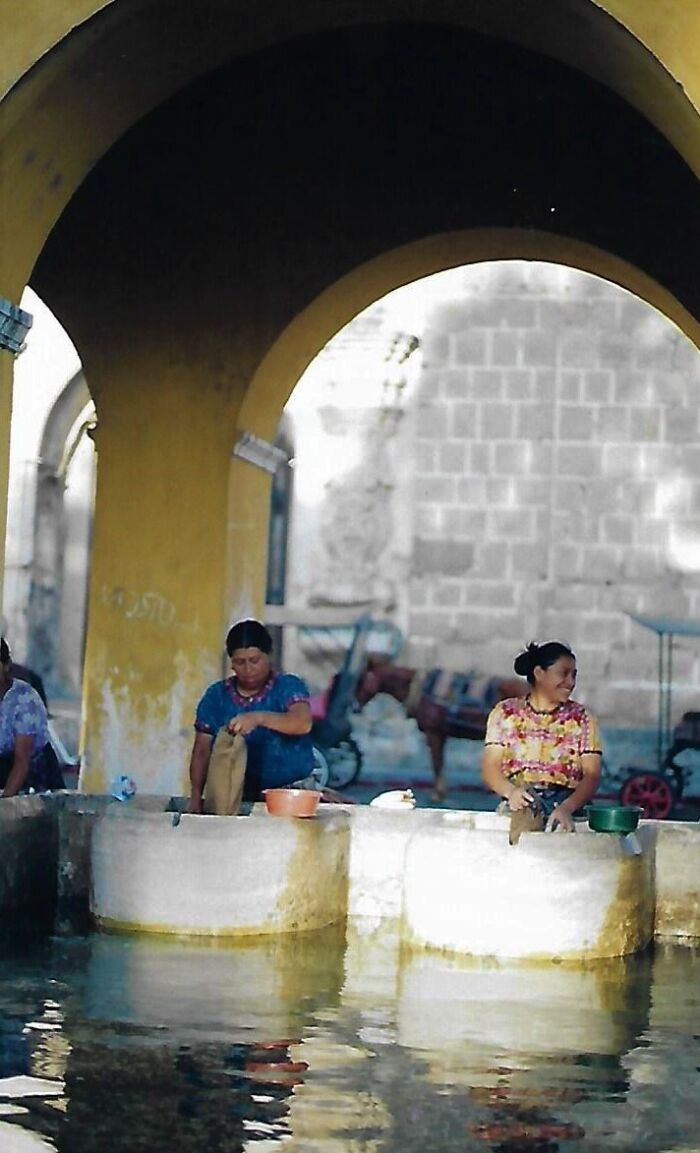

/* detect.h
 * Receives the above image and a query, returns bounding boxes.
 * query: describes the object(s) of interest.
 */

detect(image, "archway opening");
[2,288,95,752]
[273,260,700,735]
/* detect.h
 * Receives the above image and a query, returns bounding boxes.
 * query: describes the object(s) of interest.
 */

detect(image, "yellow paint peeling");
[276,816,350,935]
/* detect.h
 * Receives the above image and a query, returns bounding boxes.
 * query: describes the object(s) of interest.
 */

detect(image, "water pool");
[0,924,698,1152]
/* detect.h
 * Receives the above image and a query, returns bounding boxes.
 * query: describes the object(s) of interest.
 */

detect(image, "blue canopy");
[627,612,700,639]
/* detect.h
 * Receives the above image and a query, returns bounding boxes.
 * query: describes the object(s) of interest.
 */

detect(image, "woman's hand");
[228,702,312,738]
[228,712,264,736]
[547,804,575,832]
[506,786,534,812]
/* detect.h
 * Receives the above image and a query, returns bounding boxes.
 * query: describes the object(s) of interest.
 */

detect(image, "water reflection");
[0,926,697,1152]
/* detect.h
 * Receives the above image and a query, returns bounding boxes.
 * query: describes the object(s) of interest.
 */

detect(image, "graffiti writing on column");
[100,586,199,632]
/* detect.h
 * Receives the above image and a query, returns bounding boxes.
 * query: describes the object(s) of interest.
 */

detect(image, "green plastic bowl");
[585,805,642,833]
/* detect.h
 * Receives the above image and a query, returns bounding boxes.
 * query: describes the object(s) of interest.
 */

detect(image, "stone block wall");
[410,263,700,723]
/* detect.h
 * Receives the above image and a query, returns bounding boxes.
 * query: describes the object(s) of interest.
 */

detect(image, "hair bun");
[513,642,538,677]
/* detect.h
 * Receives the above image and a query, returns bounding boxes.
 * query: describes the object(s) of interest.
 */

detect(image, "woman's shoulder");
[564,698,597,721]
[8,678,46,707]
[273,671,310,696]
[492,696,529,716]
[4,678,48,722]
[198,678,230,703]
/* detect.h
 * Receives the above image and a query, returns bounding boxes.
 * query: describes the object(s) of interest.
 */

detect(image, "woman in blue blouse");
[187,619,314,812]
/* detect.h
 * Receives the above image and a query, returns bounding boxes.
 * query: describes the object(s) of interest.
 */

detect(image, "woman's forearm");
[235,706,312,737]
[3,742,32,797]
[481,753,515,800]
[559,777,599,814]
[189,736,213,799]
[559,762,601,814]
[261,710,311,735]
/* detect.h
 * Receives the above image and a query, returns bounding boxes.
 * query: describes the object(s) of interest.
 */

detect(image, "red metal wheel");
[620,772,674,820]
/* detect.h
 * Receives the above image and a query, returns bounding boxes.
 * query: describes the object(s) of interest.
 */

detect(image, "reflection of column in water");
[61,1032,297,1151]
[270,921,396,1151]
[391,950,654,1149]
[396,949,652,1073]
[342,917,402,1008]
[614,944,700,1153]
[280,1069,392,1152]
[59,927,372,1152]
[81,924,346,1037]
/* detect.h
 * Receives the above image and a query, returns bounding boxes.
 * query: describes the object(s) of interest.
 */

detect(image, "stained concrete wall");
[2,796,698,960]
[0,794,57,916]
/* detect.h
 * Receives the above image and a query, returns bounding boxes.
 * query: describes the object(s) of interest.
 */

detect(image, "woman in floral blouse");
[481,640,602,834]
[0,636,64,796]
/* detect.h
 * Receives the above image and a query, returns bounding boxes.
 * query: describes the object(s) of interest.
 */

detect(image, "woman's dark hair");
[514,640,575,685]
[225,619,273,656]
[0,637,10,665]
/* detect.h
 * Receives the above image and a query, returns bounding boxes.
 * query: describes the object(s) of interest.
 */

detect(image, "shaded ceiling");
[33,21,700,354]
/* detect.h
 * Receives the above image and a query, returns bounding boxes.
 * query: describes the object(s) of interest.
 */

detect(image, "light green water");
[0,924,698,1152]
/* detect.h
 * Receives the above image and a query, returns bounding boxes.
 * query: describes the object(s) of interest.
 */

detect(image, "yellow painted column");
[225,457,273,625]
[79,348,241,796]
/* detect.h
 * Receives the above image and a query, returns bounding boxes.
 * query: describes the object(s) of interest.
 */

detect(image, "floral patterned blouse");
[484,696,602,788]
[0,679,50,758]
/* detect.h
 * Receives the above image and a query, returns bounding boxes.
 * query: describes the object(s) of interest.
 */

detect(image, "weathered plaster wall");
[3,796,698,960]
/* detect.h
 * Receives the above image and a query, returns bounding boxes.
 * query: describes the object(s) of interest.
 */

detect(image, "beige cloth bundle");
[203,729,248,815]
[508,805,546,845]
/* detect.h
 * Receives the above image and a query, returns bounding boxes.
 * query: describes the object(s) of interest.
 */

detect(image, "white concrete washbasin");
[400,817,656,960]
[90,804,351,936]
[2,794,694,959]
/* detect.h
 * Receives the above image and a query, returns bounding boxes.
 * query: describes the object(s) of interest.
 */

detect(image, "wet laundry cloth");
[203,729,247,816]
[508,803,546,845]
[507,785,576,845]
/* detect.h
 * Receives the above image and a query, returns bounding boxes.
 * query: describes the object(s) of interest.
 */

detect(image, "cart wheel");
[310,746,330,790]
[326,738,362,789]
[619,771,674,820]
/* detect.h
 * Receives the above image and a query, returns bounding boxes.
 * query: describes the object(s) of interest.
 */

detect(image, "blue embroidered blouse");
[194,671,313,794]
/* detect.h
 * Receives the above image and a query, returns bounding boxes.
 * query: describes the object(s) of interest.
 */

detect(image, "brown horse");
[355,659,526,799]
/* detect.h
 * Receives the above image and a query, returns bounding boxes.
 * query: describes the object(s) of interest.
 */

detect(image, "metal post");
[657,631,664,770]
[657,631,673,771]
[665,632,674,764]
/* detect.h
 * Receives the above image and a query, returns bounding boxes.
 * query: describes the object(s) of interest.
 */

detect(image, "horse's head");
[498,677,528,702]
[355,657,390,708]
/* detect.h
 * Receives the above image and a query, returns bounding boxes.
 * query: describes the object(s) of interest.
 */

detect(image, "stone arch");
[250,246,700,724]
[227,227,700,624]
[239,227,700,441]
[4,0,700,303]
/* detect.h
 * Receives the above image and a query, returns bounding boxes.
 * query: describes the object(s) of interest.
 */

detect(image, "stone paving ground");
[341,699,700,819]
